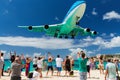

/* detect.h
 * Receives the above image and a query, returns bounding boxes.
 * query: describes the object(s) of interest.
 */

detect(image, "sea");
[4,59,110,71]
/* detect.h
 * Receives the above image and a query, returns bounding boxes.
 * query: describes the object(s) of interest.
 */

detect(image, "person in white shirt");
[28,67,40,80]
[105,59,118,80]
[33,56,37,68]
[55,55,63,76]
[37,57,44,78]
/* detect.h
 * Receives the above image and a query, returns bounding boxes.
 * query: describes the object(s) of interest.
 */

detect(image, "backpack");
[27,72,33,78]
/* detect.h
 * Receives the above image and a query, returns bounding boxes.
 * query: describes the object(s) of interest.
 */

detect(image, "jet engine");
[44,25,49,29]
[28,26,32,30]
[91,31,97,36]
[84,28,90,32]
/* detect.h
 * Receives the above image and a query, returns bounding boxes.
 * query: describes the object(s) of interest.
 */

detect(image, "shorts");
[47,66,53,71]
[87,65,90,73]
[65,66,71,72]
[11,76,21,80]
[79,72,87,80]
[56,67,62,72]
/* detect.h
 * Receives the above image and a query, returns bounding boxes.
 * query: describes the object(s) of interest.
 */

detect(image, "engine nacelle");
[84,28,90,32]
[28,26,32,30]
[91,31,97,35]
[44,25,49,29]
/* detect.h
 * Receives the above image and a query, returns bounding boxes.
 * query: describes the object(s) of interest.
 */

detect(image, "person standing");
[33,56,38,68]
[86,58,91,78]
[0,52,4,76]
[99,57,104,74]
[0,53,4,79]
[55,55,63,76]
[64,56,71,76]
[77,51,88,80]
[25,57,31,76]
[46,56,54,76]
[37,57,44,78]
[10,58,23,80]
[105,59,118,80]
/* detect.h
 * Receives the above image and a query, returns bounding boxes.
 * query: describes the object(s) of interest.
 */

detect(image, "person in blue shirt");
[46,57,54,76]
[77,51,88,80]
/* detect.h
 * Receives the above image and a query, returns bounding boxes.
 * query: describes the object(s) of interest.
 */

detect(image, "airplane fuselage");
[60,1,86,35]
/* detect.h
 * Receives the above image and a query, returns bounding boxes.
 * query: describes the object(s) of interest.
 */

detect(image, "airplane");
[19,0,97,39]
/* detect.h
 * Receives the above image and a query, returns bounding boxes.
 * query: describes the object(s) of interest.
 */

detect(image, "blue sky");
[0,0,120,59]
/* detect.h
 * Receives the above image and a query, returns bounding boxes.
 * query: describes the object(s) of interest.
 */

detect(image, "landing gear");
[71,35,75,39]
[54,30,59,38]
[59,36,62,38]
[65,35,68,39]
[76,22,79,25]
[54,33,58,38]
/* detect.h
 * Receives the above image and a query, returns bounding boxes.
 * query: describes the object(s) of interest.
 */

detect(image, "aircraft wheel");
[71,36,75,39]
[65,36,68,39]
[59,36,62,38]
[54,33,58,38]
[76,22,79,25]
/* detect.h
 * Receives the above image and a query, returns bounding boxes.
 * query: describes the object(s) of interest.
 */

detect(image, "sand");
[0,70,119,80]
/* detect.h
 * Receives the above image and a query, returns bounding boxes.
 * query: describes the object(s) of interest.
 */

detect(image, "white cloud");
[1,36,120,51]
[0,36,102,50]
[103,11,120,20]
[83,36,94,42]
[92,37,105,45]
[0,36,74,49]
[33,52,41,57]
[110,33,115,37]
[105,36,120,48]
[0,50,10,59]
[69,48,84,58]
[92,8,98,16]
[0,50,7,53]
[69,48,95,58]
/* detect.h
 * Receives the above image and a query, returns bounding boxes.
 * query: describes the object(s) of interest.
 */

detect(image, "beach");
[0,70,119,80]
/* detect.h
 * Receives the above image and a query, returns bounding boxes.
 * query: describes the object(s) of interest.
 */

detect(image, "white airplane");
[19,0,97,39]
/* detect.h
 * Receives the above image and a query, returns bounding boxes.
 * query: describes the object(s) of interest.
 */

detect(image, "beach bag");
[28,72,33,78]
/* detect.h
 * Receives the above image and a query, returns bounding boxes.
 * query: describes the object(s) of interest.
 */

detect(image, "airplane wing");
[18,24,63,36]
[70,26,97,36]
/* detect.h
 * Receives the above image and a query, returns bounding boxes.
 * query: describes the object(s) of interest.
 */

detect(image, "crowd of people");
[0,50,120,80]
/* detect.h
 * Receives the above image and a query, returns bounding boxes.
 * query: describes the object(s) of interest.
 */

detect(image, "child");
[28,67,40,80]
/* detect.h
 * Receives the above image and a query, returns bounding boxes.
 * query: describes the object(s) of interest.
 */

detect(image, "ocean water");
[4,59,56,71]
[4,59,120,71]
[4,59,33,71]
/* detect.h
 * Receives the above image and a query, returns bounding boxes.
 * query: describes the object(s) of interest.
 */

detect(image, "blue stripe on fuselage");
[62,1,85,22]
